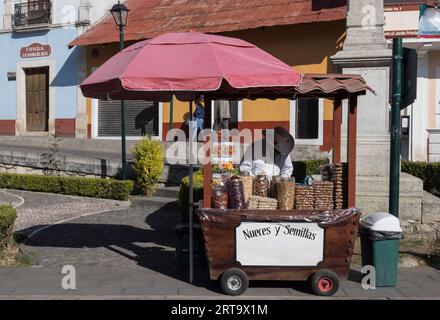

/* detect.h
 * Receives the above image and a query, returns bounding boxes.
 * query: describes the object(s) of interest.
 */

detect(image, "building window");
[296,98,319,140]
[290,98,323,145]
[14,0,52,28]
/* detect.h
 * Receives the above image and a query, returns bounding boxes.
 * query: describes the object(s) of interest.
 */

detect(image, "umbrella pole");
[188,100,194,284]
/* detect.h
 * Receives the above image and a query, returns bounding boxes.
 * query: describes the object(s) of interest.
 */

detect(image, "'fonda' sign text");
[20,43,51,59]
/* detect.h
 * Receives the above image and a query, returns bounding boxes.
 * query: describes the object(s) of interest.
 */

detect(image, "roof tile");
[70,0,347,47]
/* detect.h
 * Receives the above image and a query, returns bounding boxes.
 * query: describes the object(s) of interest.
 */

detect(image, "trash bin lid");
[360,212,402,232]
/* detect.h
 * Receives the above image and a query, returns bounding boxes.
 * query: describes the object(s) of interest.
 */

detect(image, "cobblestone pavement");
[1,202,437,299]
[0,190,130,237]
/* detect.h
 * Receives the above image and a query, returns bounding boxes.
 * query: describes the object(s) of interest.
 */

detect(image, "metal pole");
[120,25,127,180]
[188,100,194,284]
[169,96,174,142]
[389,38,403,217]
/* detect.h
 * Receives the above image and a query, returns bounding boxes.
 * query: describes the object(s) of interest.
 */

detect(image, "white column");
[3,0,12,31]
[75,46,88,138]
[410,51,429,161]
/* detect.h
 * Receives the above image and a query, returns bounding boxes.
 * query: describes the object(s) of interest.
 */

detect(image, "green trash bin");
[360,212,403,287]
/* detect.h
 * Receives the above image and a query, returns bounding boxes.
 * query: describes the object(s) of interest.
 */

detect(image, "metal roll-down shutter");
[98,100,159,137]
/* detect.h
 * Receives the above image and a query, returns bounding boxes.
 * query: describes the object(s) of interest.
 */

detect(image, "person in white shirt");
[239,126,294,180]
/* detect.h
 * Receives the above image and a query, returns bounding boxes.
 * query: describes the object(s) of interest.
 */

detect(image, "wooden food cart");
[198,74,371,296]
[78,32,371,296]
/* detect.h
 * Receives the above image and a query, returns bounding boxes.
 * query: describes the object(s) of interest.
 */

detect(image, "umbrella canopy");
[80,32,303,101]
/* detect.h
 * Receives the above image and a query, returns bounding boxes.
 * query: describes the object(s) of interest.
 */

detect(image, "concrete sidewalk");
[0,190,438,300]
[10,198,440,300]
[0,266,439,299]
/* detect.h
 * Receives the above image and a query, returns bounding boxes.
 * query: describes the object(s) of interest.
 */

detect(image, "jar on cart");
[270,176,282,199]
[211,175,228,209]
[278,178,296,210]
[254,175,270,197]
[227,176,246,209]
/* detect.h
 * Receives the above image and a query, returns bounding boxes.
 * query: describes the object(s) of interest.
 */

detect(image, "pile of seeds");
[313,181,334,210]
[278,180,296,210]
[248,196,278,210]
[295,186,314,210]
[331,163,348,209]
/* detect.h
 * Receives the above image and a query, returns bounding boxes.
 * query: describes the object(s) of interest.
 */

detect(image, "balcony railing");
[14,0,52,28]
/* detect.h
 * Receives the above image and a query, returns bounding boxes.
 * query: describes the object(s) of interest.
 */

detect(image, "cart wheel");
[310,269,340,296]
[220,268,249,296]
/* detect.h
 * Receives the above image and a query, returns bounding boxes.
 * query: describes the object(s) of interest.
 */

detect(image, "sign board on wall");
[236,222,324,267]
[384,8,420,38]
[20,43,51,59]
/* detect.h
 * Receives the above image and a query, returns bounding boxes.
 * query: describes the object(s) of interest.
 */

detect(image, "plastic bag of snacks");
[270,176,282,199]
[239,175,254,204]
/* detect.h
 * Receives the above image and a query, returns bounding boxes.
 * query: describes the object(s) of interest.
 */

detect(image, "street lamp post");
[110,1,129,180]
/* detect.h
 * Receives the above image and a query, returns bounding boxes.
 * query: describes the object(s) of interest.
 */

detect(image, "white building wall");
[89,0,115,25]
[410,52,429,161]
[0,0,114,31]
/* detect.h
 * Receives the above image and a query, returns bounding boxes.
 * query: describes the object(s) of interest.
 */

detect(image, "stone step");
[155,186,180,199]
[422,191,440,223]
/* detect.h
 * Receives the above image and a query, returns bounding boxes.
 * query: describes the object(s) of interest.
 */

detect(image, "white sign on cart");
[236,222,324,267]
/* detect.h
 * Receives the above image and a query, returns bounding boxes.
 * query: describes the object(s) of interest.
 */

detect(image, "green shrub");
[178,170,204,222]
[293,159,329,183]
[0,205,17,250]
[402,161,440,196]
[132,137,164,196]
[0,173,134,200]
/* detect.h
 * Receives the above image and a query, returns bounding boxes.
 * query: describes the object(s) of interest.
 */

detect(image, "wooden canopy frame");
[201,73,371,210]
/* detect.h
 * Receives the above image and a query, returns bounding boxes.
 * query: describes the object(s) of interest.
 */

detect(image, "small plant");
[40,134,64,176]
[0,205,17,251]
[178,170,204,222]
[212,163,239,176]
[132,136,164,196]
[0,173,134,200]
[402,161,440,197]
[427,227,440,258]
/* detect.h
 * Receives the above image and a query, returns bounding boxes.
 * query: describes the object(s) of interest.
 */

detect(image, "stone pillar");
[75,0,91,138]
[332,0,392,176]
[75,46,88,139]
[331,0,423,219]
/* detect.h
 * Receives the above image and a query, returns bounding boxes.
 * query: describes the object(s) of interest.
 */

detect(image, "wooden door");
[25,67,49,132]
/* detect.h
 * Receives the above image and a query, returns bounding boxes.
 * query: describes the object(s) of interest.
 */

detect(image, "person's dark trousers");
[214,118,230,130]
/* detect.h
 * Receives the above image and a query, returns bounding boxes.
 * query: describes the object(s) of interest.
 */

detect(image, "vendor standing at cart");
[239,126,294,180]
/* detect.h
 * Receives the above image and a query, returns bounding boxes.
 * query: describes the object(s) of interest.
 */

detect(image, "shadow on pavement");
[19,201,363,295]
[19,202,219,292]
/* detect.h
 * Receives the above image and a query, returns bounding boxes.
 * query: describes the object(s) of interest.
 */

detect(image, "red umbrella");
[80,32,303,101]
[80,32,303,284]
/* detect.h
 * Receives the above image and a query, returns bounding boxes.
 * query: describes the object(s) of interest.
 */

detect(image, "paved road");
[3,201,438,299]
